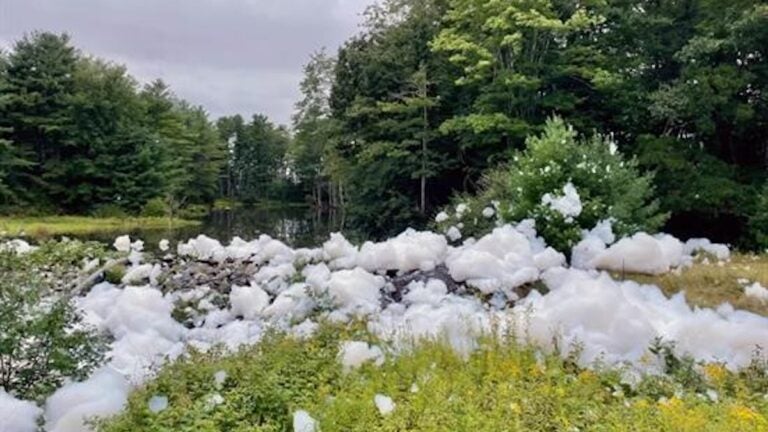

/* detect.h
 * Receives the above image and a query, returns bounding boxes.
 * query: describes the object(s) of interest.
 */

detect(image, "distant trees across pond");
[0,32,297,217]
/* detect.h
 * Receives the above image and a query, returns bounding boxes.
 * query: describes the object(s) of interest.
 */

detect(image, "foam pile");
[0,238,36,254]
[14,219,768,431]
[517,269,768,369]
[357,229,447,273]
[44,368,129,432]
[446,224,564,296]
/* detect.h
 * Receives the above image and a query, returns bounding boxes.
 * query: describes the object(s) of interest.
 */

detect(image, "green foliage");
[99,326,346,432]
[218,114,294,204]
[91,204,129,219]
[0,240,109,401]
[431,0,607,148]
[329,0,461,236]
[141,197,169,218]
[290,49,338,208]
[177,204,210,220]
[0,33,226,216]
[319,0,768,247]
[438,118,666,252]
[99,327,768,431]
[749,182,768,250]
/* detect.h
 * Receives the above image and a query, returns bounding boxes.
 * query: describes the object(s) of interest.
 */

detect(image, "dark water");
[78,206,347,249]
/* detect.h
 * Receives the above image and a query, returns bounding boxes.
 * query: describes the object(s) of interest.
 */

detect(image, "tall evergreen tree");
[1,32,78,206]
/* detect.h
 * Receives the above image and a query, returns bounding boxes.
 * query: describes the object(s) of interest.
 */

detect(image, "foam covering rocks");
[9,221,764,431]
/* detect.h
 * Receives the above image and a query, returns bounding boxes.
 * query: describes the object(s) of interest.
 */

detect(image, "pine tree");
[2,32,78,207]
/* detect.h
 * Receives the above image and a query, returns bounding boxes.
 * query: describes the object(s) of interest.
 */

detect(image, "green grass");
[212,198,244,210]
[0,215,200,238]
[98,326,768,432]
[622,254,768,317]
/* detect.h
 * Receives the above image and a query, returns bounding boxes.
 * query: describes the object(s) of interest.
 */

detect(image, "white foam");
[0,389,41,432]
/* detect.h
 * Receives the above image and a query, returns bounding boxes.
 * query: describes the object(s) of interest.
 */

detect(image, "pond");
[76,206,347,250]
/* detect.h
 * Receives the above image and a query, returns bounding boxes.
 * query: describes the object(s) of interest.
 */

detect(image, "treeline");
[0,32,294,217]
[290,0,768,245]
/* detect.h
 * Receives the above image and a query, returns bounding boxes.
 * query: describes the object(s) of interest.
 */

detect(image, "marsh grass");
[0,216,200,239]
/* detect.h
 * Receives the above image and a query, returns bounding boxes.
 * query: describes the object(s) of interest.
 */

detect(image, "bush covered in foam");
[435,117,666,252]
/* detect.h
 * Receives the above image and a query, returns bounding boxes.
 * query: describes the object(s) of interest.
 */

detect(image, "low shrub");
[141,197,169,218]
[91,204,128,219]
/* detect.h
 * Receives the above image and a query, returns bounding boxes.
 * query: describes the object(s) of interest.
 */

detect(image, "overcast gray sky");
[0,0,372,125]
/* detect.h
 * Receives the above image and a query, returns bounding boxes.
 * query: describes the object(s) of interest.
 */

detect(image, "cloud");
[0,0,371,124]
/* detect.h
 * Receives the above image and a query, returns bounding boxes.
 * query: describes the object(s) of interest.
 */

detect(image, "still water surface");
[79,206,347,249]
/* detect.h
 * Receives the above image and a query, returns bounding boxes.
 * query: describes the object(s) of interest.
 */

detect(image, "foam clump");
[685,238,731,261]
[357,229,447,273]
[177,235,225,261]
[370,292,490,357]
[446,224,561,295]
[573,221,729,275]
[0,389,42,432]
[327,268,384,314]
[293,410,317,432]
[745,282,768,302]
[323,233,358,269]
[0,239,37,254]
[77,283,185,381]
[374,394,395,415]
[589,233,684,275]
[339,341,385,372]
[44,368,129,432]
[542,182,582,221]
[147,395,168,413]
[230,283,270,319]
[113,235,131,252]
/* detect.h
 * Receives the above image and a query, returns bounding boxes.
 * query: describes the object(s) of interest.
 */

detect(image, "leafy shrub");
[749,182,768,251]
[99,326,347,432]
[0,243,108,401]
[140,197,169,218]
[91,203,128,219]
[436,118,667,252]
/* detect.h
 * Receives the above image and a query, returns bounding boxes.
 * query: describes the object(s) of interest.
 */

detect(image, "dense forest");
[0,32,294,217]
[1,0,767,248]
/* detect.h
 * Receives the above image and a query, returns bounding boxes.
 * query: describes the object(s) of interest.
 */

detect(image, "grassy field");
[0,215,200,238]
[624,254,768,317]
